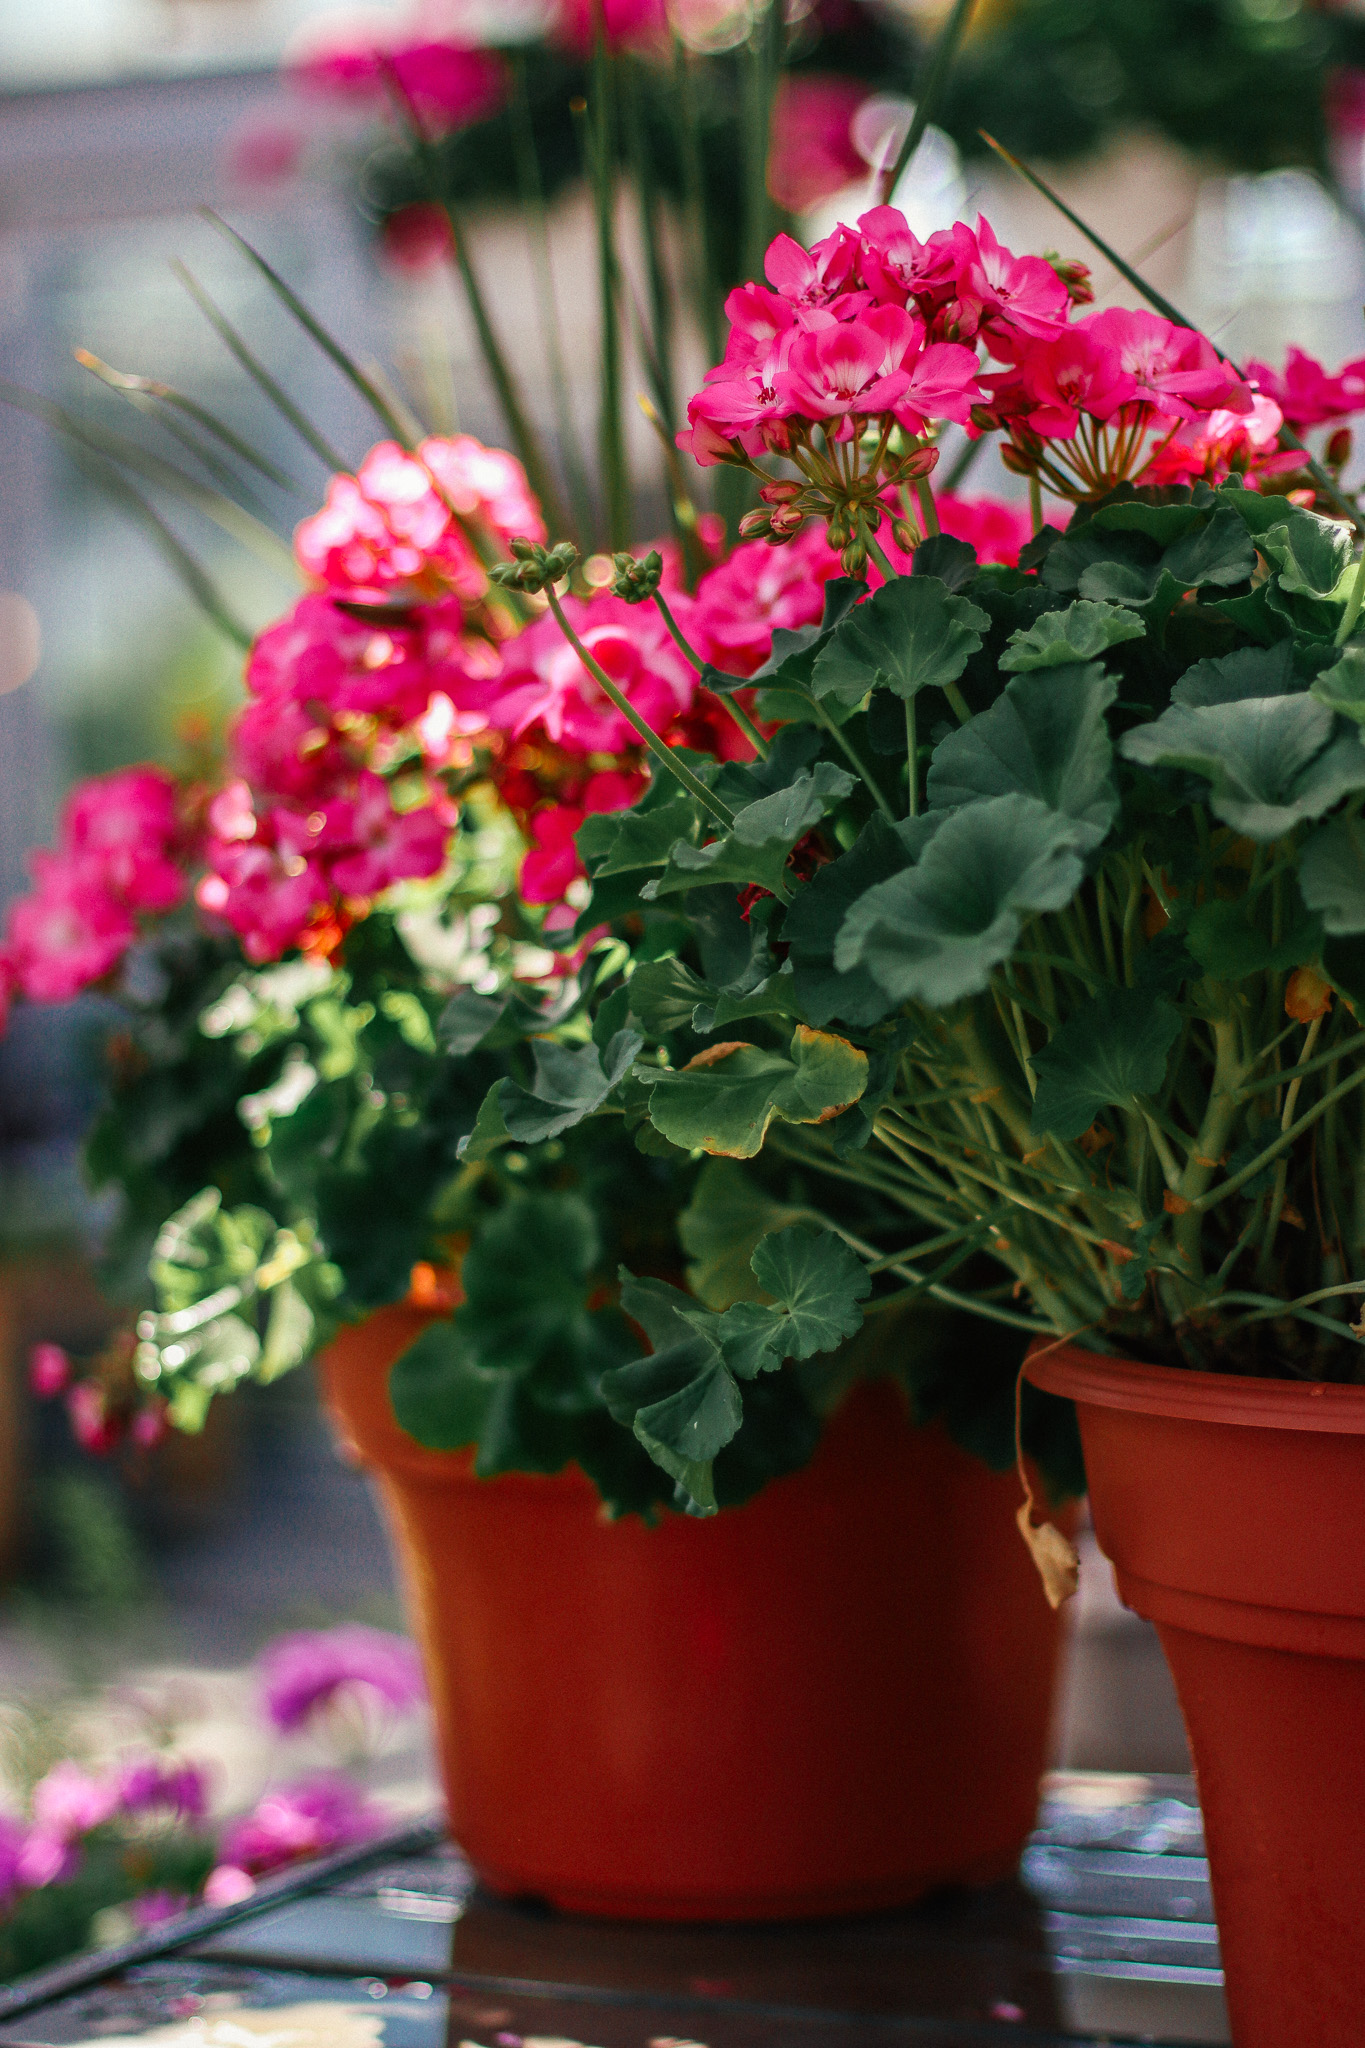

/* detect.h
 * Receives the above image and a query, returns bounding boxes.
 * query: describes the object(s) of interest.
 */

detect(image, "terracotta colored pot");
[1025,1341,1365,2048]
[322,1302,1069,1921]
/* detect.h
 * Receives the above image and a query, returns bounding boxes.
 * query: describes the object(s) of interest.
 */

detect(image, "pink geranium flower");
[117,1758,209,1824]
[777,313,914,424]
[857,207,960,312]
[519,805,586,905]
[293,28,507,133]
[767,75,869,214]
[952,217,1070,342]
[316,771,450,897]
[490,593,695,755]
[31,1762,119,1841]
[1244,345,1365,430]
[936,491,1057,568]
[5,851,136,1002]
[690,526,842,676]
[550,0,668,53]
[197,822,330,966]
[218,1774,386,1877]
[1009,326,1136,436]
[29,1343,71,1398]
[1084,309,1252,420]
[295,435,543,604]
[259,1626,427,1735]
[764,226,864,309]
[62,768,185,913]
[893,339,983,434]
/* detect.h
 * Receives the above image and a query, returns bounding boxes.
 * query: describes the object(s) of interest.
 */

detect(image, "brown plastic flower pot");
[1026,1340,1365,2048]
[321,1299,1069,1921]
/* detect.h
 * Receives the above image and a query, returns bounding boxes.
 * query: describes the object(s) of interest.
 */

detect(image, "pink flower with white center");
[953,217,1070,342]
[857,207,961,311]
[490,593,696,755]
[688,330,799,453]
[1010,327,1136,437]
[892,339,984,435]
[1244,345,1365,430]
[764,226,863,309]
[1084,309,1253,420]
[690,526,843,677]
[1142,391,1295,489]
[62,768,185,913]
[31,1762,118,1841]
[767,75,869,214]
[295,435,542,604]
[713,283,795,374]
[5,851,136,1003]
[117,1759,209,1824]
[316,771,450,897]
[16,1830,75,1888]
[218,1774,386,1878]
[777,313,914,425]
[259,1626,427,1735]
[29,1343,71,1398]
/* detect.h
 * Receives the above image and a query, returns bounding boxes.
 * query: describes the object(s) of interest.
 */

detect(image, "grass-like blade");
[0,383,297,577]
[509,53,595,547]
[69,447,253,649]
[978,130,1363,533]
[624,55,676,436]
[73,350,297,489]
[200,209,418,449]
[877,0,976,204]
[586,36,631,550]
[172,260,350,474]
[669,35,723,367]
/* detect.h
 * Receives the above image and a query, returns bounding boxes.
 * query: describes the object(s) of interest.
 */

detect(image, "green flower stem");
[904,696,919,816]
[914,476,940,537]
[544,586,733,825]
[809,701,896,820]
[943,679,972,724]
[865,532,901,582]
[650,592,771,759]
[1336,540,1365,646]
[1186,1049,1365,1219]
[1028,474,1044,536]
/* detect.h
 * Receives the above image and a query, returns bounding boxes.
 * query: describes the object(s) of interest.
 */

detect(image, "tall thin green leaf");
[509,52,595,546]
[200,210,419,447]
[0,383,296,578]
[73,350,297,489]
[581,47,631,551]
[670,35,723,367]
[171,260,351,473]
[978,131,1363,535]
[877,0,976,203]
[71,448,252,649]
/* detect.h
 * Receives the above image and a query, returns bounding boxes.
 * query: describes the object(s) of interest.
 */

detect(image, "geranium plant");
[349,199,1365,1517]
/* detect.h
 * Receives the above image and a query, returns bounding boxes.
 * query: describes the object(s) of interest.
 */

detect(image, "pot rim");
[1024,1337,1365,1434]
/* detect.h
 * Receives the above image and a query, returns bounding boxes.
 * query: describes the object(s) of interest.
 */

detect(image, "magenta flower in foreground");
[259,1625,427,1734]
[218,1774,387,1876]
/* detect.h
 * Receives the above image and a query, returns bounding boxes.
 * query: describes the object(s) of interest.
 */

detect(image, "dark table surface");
[0,1772,1229,2048]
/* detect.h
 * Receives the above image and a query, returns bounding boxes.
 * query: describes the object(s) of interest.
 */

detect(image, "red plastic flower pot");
[1025,1340,1365,2048]
[321,1301,1069,1921]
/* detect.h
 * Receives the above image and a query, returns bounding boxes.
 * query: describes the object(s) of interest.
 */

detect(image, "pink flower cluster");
[8,1755,210,1894]
[0,769,186,1013]
[292,11,508,134]
[681,212,1021,464]
[1245,345,1365,432]
[209,1774,386,1899]
[260,1625,426,1734]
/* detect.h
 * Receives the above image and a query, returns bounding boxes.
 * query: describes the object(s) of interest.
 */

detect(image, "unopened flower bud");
[759,480,802,505]
[1286,966,1332,1023]
[611,549,663,603]
[1044,251,1094,307]
[769,504,805,538]
[840,538,868,576]
[891,518,919,552]
[738,508,772,540]
[489,538,579,594]
[826,509,850,548]
[1327,427,1353,472]
[999,442,1035,477]
[896,445,940,482]
[969,404,997,433]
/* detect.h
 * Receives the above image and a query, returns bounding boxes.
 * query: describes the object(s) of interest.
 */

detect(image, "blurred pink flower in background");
[217,1774,387,1878]
[767,75,869,214]
[1244,344,1365,430]
[550,0,667,53]
[117,1759,210,1825]
[28,1343,71,1399]
[0,1819,28,1912]
[291,12,508,132]
[936,491,1056,568]
[30,1763,119,1842]
[260,1625,427,1735]
[5,855,136,1003]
